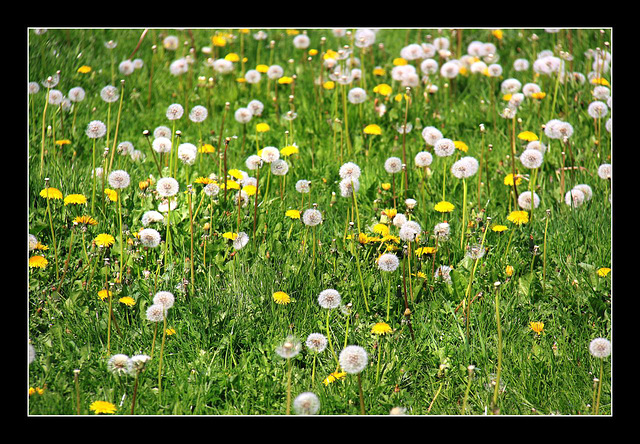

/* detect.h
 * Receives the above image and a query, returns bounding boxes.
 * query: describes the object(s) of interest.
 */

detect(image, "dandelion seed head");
[339,162,361,181]
[270,159,289,176]
[156,177,179,197]
[234,107,253,124]
[378,253,400,272]
[587,100,609,119]
[451,156,479,179]
[141,210,164,226]
[107,354,130,376]
[189,105,208,123]
[565,188,586,208]
[519,148,544,169]
[68,86,85,102]
[100,85,119,103]
[414,151,433,168]
[589,338,611,359]
[517,191,541,210]
[166,103,184,120]
[384,157,403,174]
[339,345,368,374]
[260,146,280,163]
[422,126,443,146]
[318,288,341,309]
[293,392,320,415]
[86,120,107,139]
[107,170,130,189]
[434,138,456,157]
[276,335,302,359]
[138,228,162,248]
[305,333,328,353]
[295,179,311,193]
[233,232,249,250]
[597,163,612,180]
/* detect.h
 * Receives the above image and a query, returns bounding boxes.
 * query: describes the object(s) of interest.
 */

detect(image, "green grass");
[28,27,611,415]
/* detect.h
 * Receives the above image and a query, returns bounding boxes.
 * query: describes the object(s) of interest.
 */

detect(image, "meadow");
[27,27,612,416]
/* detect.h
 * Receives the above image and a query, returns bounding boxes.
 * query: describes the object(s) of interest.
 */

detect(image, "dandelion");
[302,208,323,227]
[233,232,249,250]
[138,228,161,248]
[166,103,184,121]
[29,255,48,269]
[89,400,117,415]
[434,265,453,284]
[273,291,291,305]
[597,163,612,180]
[339,345,368,413]
[597,267,611,277]
[108,170,130,189]
[107,354,130,376]
[519,149,543,169]
[293,392,320,415]
[587,101,608,119]
[434,201,455,213]
[589,337,611,415]
[118,297,135,307]
[153,291,175,309]
[517,191,540,211]
[507,210,529,225]
[529,322,544,335]
[94,233,115,248]
[565,188,585,208]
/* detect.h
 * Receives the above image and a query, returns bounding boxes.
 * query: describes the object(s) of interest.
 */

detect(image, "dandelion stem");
[286,358,293,415]
[461,366,474,415]
[460,178,467,250]
[158,315,167,393]
[357,373,366,415]
[44,184,60,282]
[594,359,604,415]
[326,309,339,367]
[492,283,503,412]
[108,81,125,173]
[40,87,50,179]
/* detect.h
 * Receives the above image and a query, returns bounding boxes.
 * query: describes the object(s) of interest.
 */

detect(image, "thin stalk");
[108,81,125,173]
[357,373,366,415]
[492,283,503,412]
[40,87,50,178]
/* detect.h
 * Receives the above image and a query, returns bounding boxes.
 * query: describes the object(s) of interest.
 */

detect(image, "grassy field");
[27,27,612,416]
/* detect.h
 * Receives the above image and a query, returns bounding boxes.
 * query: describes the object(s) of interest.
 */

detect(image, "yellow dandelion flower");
[285,209,301,219]
[531,92,546,100]
[454,141,469,152]
[382,208,397,218]
[434,201,455,213]
[98,289,112,301]
[225,52,240,62]
[597,267,611,277]
[94,233,115,248]
[221,180,240,190]
[236,77,247,83]
[73,215,98,226]
[591,77,610,86]
[373,67,386,76]
[373,223,390,236]
[222,232,238,240]
[29,255,48,269]
[194,177,215,185]
[364,124,382,135]
[280,145,299,156]
[381,183,392,191]
[415,246,437,255]
[393,57,408,66]
[227,169,244,180]
[118,296,135,307]
[64,194,87,206]
[459,66,469,76]
[323,370,347,385]
[323,49,339,60]
[35,242,49,250]
[77,65,92,74]
[89,400,117,415]
[492,29,504,40]
[286,29,300,35]
[139,180,150,191]
[199,144,216,153]
[394,93,409,102]
[505,265,514,276]
[323,81,335,90]
[381,235,401,244]
[273,291,291,305]
[502,93,513,101]
[507,210,529,225]
[371,322,393,335]
[40,187,63,200]
[55,139,71,146]
[308,49,318,56]
[416,271,428,279]
[518,131,539,142]
[166,328,176,335]
[373,83,393,96]
[212,35,227,47]
[104,188,117,202]
[278,76,294,84]
[492,224,508,232]
[242,185,257,196]
[256,64,269,73]
[256,123,270,133]
[529,321,544,335]
[503,174,523,186]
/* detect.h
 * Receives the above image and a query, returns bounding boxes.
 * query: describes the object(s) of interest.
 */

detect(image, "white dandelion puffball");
[146,304,166,322]
[154,126,171,139]
[158,199,177,213]
[347,87,367,104]
[244,69,261,84]
[405,198,417,210]
[203,182,220,197]
[295,179,311,193]
[420,58,439,75]
[86,120,107,139]
[354,28,376,48]
[392,213,407,228]
[434,138,456,157]
[384,157,403,174]
[28,81,40,94]
[378,253,399,272]
[434,265,453,284]
[501,78,522,94]
[260,146,280,163]
[107,354,130,376]
[305,333,328,353]
[422,126,443,146]
[189,105,208,123]
[589,338,611,359]
[133,58,144,69]
[399,221,421,242]
[508,93,525,109]
[156,177,179,197]
[141,210,165,226]
[526,140,547,155]
[434,222,450,241]
[339,177,360,197]
[517,191,540,210]
[100,85,120,103]
[565,188,585,208]
[573,184,593,201]
[128,354,151,375]
[267,64,284,80]
[166,103,184,120]
[169,58,189,76]
[178,143,197,165]
[118,59,134,75]
[466,244,486,260]
[245,154,263,170]
[339,345,368,374]
[270,159,289,176]
[152,137,172,154]
[130,151,144,161]
[597,163,612,180]
[520,148,544,169]
[433,36,450,50]
[93,167,104,179]
[451,156,479,179]
[467,40,485,57]
[163,35,179,50]
[42,72,60,88]
[470,60,488,74]
[235,107,253,124]
[233,232,249,250]
[302,208,323,226]
[513,58,530,71]
[400,43,425,61]
[592,86,610,101]
[440,60,460,79]
[293,34,310,49]
[339,162,361,181]
[318,289,341,309]
[139,228,161,248]
[587,100,608,119]
[487,63,503,78]
[68,86,85,102]
[293,392,320,415]
[213,58,234,74]
[108,170,130,189]
[605,118,612,133]
[522,83,542,98]
[117,141,134,156]
[414,151,433,168]
[556,121,574,140]
[247,99,264,116]
[276,336,302,359]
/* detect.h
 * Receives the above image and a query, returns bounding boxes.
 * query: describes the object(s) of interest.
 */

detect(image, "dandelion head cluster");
[305,333,328,353]
[519,148,544,169]
[339,345,368,374]
[587,100,609,119]
[399,220,421,242]
[233,232,249,250]
[414,151,433,168]
[156,177,179,197]
[107,354,130,376]
[295,179,311,194]
[451,156,479,179]
[434,265,453,284]
[421,126,443,146]
[178,143,198,165]
[275,335,302,359]
[589,337,611,359]
[377,253,399,272]
[517,191,541,210]
[166,103,184,120]
[434,222,450,241]
[141,210,164,226]
[339,162,361,181]
[146,304,166,322]
[260,146,280,163]
[293,392,320,415]
[434,138,456,157]
[270,159,289,176]
[189,105,208,123]
[138,228,162,248]
[318,288,341,309]
[235,107,253,124]
[597,163,612,180]
[565,188,586,208]
[86,120,107,139]
[384,157,403,174]
[107,170,130,189]
[100,85,119,103]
